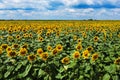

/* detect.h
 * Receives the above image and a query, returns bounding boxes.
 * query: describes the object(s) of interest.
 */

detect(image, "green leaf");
[104,64,116,74]
[56,73,65,79]
[15,63,22,71]
[18,64,32,78]
[79,75,84,80]
[4,71,11,78]
[112,75,119,80]
[103,73,110,80]
[38,69,46,78]
[0,73,3,79]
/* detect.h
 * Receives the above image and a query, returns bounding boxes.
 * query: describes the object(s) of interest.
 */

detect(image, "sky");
[0,0,120,20]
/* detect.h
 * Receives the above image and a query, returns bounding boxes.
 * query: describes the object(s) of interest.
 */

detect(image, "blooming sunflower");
[77,38,82,43]
[114,57,120,65]
[56,44,63,52]
[94,36,99,42]
[19,48,27,56]
[27,54,36,61]
[61,57,70,64]
[76,44,82,51]
[52,48,58,55]
[73,51,80,59]
[16,35,21,40]
[1,44,8,50]
[37,48,43,55]
[7,36,14,41]
[0,48,2,55]
[12,44,19,49]
[7,50,17,57]
[6,46,12,52]
[82,50,90,59]
[91,53,99,61]
[22,43,28,49]
[29,33,33,38]
[40,52,48,61]
[73,35,77,40]
[47,45,52,51]
[38,36,44,42]
[87,46,93,52]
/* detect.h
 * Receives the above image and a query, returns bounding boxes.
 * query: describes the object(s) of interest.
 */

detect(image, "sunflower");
[7,36,14,41]
[94,36,99,42]
[76,44,82,51]
[114,57,120,65]
[77,38,82,43]
[12,44,19,49]
[73,35,77,40]
[61,57,70,64]
[82,50,90,59]
[38,36,44,42]
[87,46,93,52]
[29,33,33,38]
[0,48,2,55]
[7,50,17,57]
[73,51,80,59]
[40,52,48,61]
[19,48,27,56]
[22,43,28,49]
[28,54,36,61]
[91,53,99,61]
[46,32,50,36]
[56,44,63,52]
[6,46,12,52]
[52,48,58,55]
[8,29,12,34]
[37,48,43,55]
[16,35,21,40]
[47,45,52,51]
[1,44,8,50]
[56,32,60,37]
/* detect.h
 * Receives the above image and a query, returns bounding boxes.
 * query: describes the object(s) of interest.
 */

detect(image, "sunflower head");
[76,44,82,51]
[12,44,19,49]
[47,45,52,51]
[87,46,93,52]
[73,35,77,40]
[73,51,80,59]
[16,35,21,39]
[38,36,44,42]
[91,53,99,61]
[56,44,63,52]
[82,50,90,59]
[19,48,27,56]
[77,38,82,43]
[37,48,43,55]
[1,44,8,50]
[22,43,28,49]
[94,36,99,42]
[40,52,49,61]
[61,57,70,64]
[7,50,17,57]
[29,33,33,38]
[28,54,36,61]
[114,57,120,65]
[6,46,12,52]
[52,48,58,55]
[0,48,2,55]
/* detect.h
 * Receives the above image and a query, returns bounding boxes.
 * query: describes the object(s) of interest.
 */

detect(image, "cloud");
[0,0,120,20]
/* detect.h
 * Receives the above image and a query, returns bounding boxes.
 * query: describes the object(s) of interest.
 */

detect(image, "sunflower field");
[0,20,120,80]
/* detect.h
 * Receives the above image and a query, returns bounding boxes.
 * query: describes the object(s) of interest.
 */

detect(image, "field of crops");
[0,20,120,80]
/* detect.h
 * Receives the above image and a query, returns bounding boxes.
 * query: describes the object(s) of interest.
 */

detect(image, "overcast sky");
[0,0,120,20]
